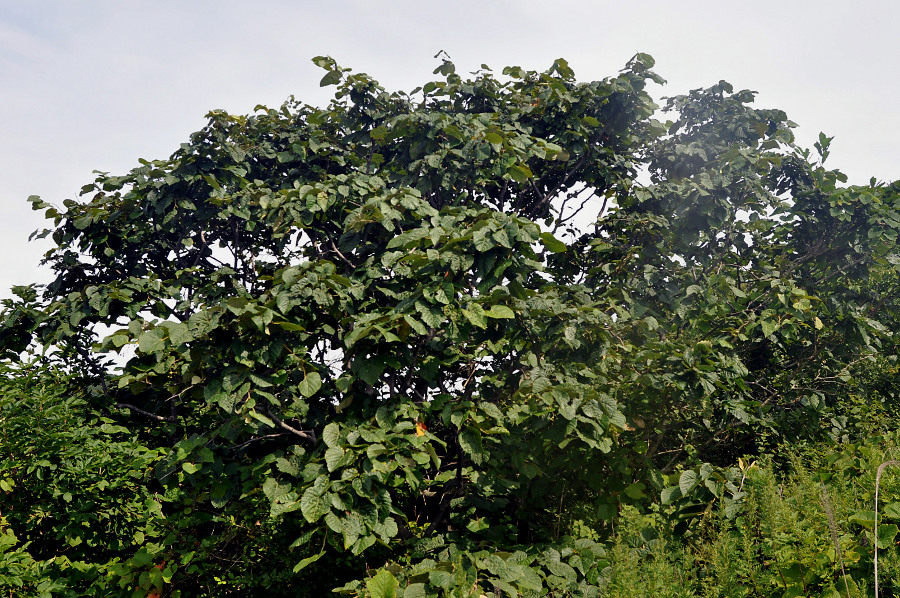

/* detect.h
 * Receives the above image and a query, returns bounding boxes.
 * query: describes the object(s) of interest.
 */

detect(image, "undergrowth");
[598,436,900,598]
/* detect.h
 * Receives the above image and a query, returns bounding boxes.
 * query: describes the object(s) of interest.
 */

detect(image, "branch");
[329,239,355,269]
[530,105,623,219]
[264,409,317,444]
[168,383,198,401]
[425,492,453,537]
[554,186,599,232]
[231,433,293,451]
[116,403,176,422]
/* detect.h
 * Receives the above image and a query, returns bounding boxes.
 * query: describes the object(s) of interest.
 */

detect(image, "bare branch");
[168,383,198,401]
[116,403,176,422]
[329,239,355,268]
[264,409,317,444]
[231,433,293,451]
[530,104,623,219]
[554,186,600,232]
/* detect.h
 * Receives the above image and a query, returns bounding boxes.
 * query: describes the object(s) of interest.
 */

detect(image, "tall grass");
[820,482,851,598]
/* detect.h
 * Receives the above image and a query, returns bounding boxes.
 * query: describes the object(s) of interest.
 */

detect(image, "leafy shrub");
[0,362,165,596]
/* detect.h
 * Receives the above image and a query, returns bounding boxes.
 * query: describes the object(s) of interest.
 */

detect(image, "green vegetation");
[2,53,900,596]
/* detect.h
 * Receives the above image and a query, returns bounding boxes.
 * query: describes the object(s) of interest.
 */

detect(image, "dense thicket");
[2,53,900,596]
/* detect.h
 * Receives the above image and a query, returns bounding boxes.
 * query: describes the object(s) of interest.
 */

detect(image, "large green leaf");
[300,483,330,523]
[137,328,166,354]
[484,305,515,319]
[459,428,484,464]
[678,470,699,496]
[297,371,322,398]
[366,569,399,598]
[539,232,567,253]
[877,523,899,549]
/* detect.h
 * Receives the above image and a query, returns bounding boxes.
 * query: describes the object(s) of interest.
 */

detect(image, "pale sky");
[2,1,898,299]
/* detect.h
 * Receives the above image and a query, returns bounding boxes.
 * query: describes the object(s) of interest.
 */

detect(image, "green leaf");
[138,328,166,354]
[624,482,645,499]
[492,228,511,248]
[462,308,487,329]
[366,569,399,598]
[320,70,342,87]
[877,523,898,549]
[356,357,387,386]
[849,510,877,529]
[678,470,699,496]
[293,551,325,573]
[300,485,329,523]
[484,305,515,319]
[164,322,193,345]
[297,371,322,398]
[325,447,344,472]
[660,486,681,505]
[132,548,155,568]
[225,297,250,314]
[472,230,494,252]
[323,422,341,448]
[507,164,533,183]
[248,409,275,428]
[429,569,453,589]
[217,391,237,413]
[883,502,900,520]
[402,583,427,598]
[325,511,343,534]
[459,428,484,464]
[539,232,567,253]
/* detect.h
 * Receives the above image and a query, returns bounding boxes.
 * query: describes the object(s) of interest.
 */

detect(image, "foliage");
[0,362,165,596]
[2,51,900,594]
[596,437,900,598]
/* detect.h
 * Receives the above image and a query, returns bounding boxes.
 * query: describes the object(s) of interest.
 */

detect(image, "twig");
[115,403,176,422]
[329,239,355,268]
[554,186,599,232]
[555,482,567,541]
[168,383,198,401]
[231,433,292,451]
[263,409,317,444]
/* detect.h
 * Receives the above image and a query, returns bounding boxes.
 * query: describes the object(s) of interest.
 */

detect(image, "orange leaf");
[416,422,427,437]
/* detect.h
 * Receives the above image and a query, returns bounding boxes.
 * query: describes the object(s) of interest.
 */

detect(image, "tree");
[2,53,899,595]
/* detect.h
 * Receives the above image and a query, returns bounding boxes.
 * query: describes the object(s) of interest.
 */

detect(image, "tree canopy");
[2,53,900,596]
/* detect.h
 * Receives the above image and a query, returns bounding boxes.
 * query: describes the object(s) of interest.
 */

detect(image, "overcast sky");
[2,0,898,300]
